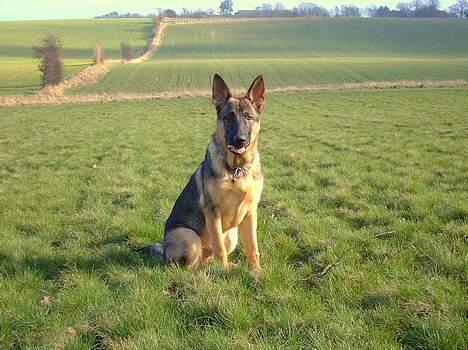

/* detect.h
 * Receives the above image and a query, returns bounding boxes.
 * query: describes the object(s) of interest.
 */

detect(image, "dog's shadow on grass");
[2,237,166,281]
[2,230,263,284]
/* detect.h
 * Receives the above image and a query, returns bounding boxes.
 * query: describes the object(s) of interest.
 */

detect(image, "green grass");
[74,18,468,94]
[0,88,466,349]
[0,19,153,95]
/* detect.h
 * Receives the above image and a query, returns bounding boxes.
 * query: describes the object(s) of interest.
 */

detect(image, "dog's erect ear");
[212,73,231,112]
[246,75,265,113]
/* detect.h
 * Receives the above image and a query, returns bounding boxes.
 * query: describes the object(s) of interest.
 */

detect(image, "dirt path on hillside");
[42,59,120,96]
[1,80,465,107]
[128,21,168,64]
[40,20,169,96]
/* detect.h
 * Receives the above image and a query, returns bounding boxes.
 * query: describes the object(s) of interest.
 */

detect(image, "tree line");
[95,1,467,19]
[368,0,467,18]
[226,0,468,18]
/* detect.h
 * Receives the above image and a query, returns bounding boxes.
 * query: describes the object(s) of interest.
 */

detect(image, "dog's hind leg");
[164,227,202,269]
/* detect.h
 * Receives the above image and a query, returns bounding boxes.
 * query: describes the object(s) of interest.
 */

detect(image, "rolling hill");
[73,18,468,94]
[0,19,153,95]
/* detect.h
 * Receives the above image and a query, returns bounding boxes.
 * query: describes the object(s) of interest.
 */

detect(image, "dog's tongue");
[229,146,246,155]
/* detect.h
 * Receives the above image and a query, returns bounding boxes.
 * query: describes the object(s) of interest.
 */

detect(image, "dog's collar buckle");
[219,153,249,178]
[233,167,242,178]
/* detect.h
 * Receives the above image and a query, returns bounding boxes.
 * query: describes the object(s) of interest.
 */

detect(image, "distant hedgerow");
[34,34,63,87]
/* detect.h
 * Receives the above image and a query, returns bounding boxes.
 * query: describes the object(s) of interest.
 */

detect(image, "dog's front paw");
[248,261,262,274]
[249,265,263,281]
[224,261,239,272]
[222,259,233,271]
[247,254,261,271]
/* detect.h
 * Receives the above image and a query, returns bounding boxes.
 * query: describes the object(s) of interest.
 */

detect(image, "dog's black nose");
[234,136,246,147]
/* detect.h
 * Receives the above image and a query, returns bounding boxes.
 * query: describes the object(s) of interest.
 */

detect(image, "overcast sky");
[0,0,454,20]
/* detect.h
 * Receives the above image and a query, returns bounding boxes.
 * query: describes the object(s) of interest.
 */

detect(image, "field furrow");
[72,18,468,95]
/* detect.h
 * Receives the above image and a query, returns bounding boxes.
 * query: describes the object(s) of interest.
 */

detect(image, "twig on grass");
[379,244,410,264]
[316,258,343,278]
[314,230,398,279]
[372,230,396,239]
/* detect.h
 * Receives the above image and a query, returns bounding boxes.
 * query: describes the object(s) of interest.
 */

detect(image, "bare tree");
[426,0,440,9]
[334,5,341,16]
[162,9,177,18]
[33,34,63,87]
[363,5,378,16]
[448,0,467,17]
[93,41,105,64]
[297,2,330,16]
[259,3,273,11]
[274,2,286,10]
[425,0,440,12]
[412,0,423,10]
[219,0,234,15]
[341,4,361,16]
[396,2,413,15]
[120,42,133,61]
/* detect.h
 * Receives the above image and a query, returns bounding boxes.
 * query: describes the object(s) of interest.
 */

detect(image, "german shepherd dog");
[150,74,265,271]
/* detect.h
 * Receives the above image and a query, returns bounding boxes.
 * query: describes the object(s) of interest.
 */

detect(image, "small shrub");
[93,41,105,64]
[33,34,63,87]
[120,42,133,61]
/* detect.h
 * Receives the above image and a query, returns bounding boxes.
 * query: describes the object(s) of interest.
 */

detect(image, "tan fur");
[163,227,201,269]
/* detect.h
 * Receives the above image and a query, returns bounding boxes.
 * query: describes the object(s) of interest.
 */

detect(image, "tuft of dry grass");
[1,80,466,107]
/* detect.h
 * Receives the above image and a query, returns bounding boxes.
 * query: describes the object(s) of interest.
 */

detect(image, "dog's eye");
[244,113,254,121]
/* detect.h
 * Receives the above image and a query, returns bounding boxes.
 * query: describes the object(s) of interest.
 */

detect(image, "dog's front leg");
[205,212,228,268]
[239,209,261,271]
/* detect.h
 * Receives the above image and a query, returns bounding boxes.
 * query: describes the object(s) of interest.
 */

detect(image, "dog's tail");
[138,243,165,261]
[147,243,165,261]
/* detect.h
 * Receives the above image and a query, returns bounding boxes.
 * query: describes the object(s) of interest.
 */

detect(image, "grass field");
[0,19,153,95]
[0,88,466,349]
[74,18,468,94]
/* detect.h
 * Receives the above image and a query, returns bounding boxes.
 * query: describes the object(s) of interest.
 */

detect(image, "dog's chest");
[212,175,262,230]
